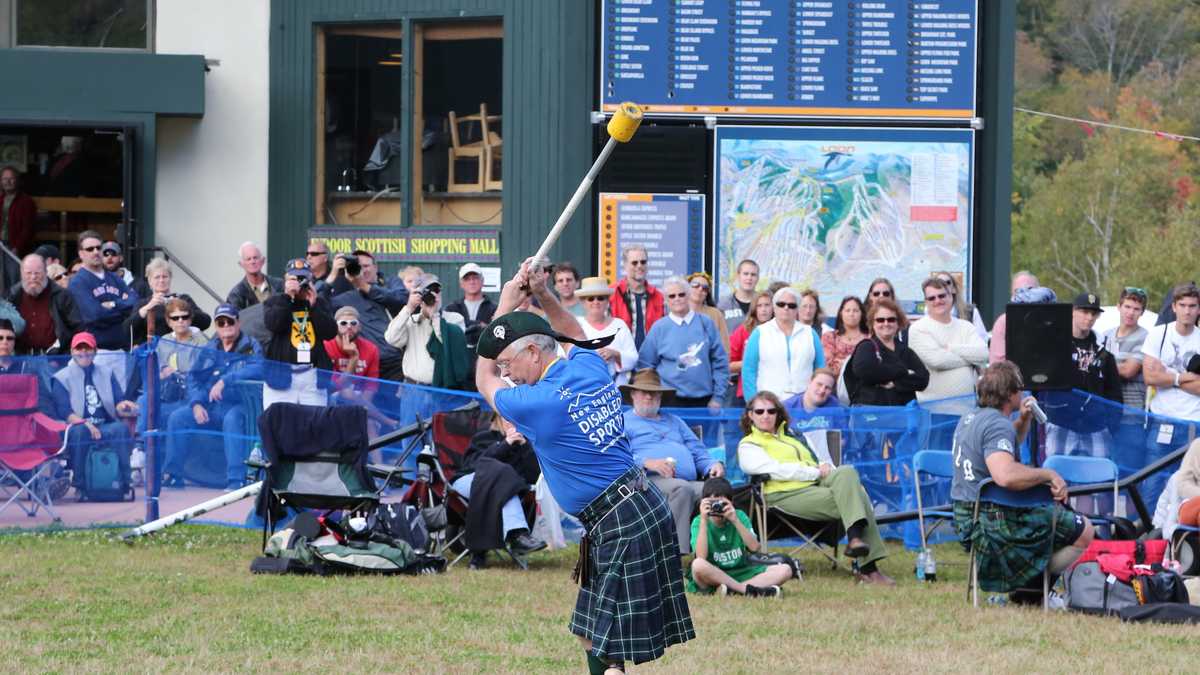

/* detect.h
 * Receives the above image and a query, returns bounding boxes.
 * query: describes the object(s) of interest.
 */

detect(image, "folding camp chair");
[912,450,956,551]
[1171,525,1200,576]
[747,430,845,570]
[968,479,1056,610]
[256,403,379,547]
[1042,455,1131,538]
[0,374,69,521]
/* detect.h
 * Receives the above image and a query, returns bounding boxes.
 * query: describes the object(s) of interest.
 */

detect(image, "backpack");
[372,502,430,552]
[80,446,134,502]
[1064,539,1184,615]
[253,523,446,576]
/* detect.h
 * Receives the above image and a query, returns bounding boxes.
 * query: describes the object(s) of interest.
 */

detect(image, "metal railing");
[135,245,224,305]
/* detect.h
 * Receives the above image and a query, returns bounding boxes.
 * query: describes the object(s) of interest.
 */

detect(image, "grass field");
[1,525,1195,673]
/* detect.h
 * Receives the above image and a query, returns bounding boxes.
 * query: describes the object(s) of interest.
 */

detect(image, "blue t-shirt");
[494,349,635,515]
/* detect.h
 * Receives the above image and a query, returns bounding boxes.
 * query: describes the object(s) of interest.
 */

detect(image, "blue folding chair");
[1043,455,1121,535]
[969,479,1056,609]
[912,450,955,550]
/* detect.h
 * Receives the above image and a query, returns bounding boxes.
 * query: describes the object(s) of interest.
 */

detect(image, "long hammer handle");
[531,136,619,268]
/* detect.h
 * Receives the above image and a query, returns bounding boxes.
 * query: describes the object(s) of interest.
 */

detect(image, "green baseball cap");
[476,311,614,359]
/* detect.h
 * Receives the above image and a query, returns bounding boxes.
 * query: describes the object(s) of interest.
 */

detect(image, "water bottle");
[915,549,927,581]
[417,445,434,483]
[246,442,265,484]
[924,549,938,582]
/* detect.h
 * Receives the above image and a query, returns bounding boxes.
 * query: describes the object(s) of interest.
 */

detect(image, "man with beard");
[8,253,82,354]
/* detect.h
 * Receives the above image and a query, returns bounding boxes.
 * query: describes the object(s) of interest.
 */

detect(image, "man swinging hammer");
[475,260,694,674]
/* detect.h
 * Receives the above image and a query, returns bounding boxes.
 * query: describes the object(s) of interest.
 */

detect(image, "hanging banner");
[307,227,500,264]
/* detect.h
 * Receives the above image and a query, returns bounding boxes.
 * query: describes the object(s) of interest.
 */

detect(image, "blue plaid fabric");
[570,467,695,664]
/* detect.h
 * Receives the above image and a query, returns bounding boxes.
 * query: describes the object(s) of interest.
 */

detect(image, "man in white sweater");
[909,277,989,402]
[383,275,465,384]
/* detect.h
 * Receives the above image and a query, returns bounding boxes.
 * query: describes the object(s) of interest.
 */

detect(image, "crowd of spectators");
[7,224,1200,594]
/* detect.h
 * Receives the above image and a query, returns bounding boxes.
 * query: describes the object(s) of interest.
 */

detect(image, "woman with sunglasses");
[728,290,773,406]
[686,272,731,355]
[574,276,637,385]
[742,287,825,401]
[844,297,929,406]
[736,391,893,585]
[908,277,987,403]
[123,258,211,346]
[863,277,896,311]
[930,270,988,342]
[821,296,868,377]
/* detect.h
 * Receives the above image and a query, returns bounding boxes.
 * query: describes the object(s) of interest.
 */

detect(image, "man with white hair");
[7,253,79,354]
[226,241,284,311]
[989,270,1040,365]
[636,276,729,411]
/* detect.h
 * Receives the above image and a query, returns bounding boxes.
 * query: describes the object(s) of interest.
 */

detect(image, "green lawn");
[1,526,1195,673]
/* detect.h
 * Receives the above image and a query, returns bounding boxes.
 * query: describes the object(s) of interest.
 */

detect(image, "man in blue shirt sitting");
[474,260,693,675]
[621,368,723,554]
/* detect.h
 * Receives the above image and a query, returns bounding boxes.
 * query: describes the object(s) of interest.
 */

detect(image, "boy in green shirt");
[687,477,794,598]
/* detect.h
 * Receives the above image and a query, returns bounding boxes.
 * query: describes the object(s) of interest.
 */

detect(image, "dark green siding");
[268,0,596,284]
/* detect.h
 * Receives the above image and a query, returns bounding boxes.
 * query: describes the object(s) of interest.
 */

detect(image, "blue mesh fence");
[1,340,1196,549]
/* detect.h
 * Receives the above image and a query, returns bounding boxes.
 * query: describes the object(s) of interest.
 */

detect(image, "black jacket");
[460,429,540,552]
[1041,331,1123,434]
[262,292,337,390]
[6,281,82,355]
[121,293,212,346]
[226,275,284,311]
[846,336,930,406]
[444,296,497,348]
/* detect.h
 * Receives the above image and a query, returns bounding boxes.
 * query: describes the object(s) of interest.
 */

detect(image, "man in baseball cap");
[474,260,693,672]
[446,262,496,351]
[55,330,135,495]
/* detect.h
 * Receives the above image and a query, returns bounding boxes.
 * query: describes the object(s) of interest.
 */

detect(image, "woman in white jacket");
[908,276,989,402]
[574,276,638,384]
[742,287,826,400]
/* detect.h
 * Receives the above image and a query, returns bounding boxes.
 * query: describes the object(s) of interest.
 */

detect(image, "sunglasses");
[874,316,898,324]
[750,407,778,416]
[666,292,687,299]
[306,250,326,257]
[81,245,101,253]
[583,296,607,302]
[337,319,359,327]
[215,317,237,327]
[628,259,648,266]
[102,250,120,257]
[690,282,710,290]
[925,292,948,302]
[0,335,15,342]
[52,273,65,281]
[168,314,191,322]
[775,302,798,309]
[1124,286,1147,297]
[871,290,892,297]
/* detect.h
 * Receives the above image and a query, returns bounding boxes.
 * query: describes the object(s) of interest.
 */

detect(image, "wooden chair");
[447,104,502,192]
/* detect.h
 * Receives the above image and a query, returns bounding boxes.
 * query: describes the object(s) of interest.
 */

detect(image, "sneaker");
[468,552,488,570]
[1046,591,1067,611]
[715,583,729,597]
[506,531,548,556]
[745,584,783,599]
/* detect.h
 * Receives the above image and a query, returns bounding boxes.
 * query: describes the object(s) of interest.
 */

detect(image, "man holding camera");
[331,249,408,381]
[384,274,468,388]
[688,477,791,598]
[261,258,337,407]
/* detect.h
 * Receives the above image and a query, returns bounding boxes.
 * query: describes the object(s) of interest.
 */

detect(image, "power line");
[1014,106,1200,143]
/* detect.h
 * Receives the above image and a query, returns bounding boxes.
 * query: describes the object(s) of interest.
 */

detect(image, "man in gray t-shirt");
[949,361,1094,594]
[950,407,1019,503]
[1100,288,1149,413]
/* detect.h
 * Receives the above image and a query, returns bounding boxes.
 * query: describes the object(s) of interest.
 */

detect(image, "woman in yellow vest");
[736,391,893,585]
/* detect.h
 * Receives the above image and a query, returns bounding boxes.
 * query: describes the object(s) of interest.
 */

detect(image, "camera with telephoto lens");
[421,282,441,306]
[708,499,727,515]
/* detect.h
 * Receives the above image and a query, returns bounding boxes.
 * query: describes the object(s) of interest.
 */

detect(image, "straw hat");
[575,276,613,299]
[619,368,676,405]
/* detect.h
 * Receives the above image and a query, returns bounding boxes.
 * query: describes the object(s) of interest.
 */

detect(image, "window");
[316,24,405,225]
[15,0,152,50]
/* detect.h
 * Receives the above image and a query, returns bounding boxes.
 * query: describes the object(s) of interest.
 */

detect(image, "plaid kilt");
[953,500,1078,593]
[570,467,695,664]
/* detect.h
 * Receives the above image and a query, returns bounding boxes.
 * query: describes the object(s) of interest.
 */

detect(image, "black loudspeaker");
[1006,303,1073,390]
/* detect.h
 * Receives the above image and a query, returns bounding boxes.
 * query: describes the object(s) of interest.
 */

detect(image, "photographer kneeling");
[687,477,793,598]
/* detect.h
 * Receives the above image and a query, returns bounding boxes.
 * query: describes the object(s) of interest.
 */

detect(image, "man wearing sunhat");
[621,368,724,554]
[474,260,693,675]
[261,258,336,408]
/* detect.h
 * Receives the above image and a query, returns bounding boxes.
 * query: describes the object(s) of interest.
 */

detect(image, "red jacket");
[2,191,36,255]
[608,278,665,336]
